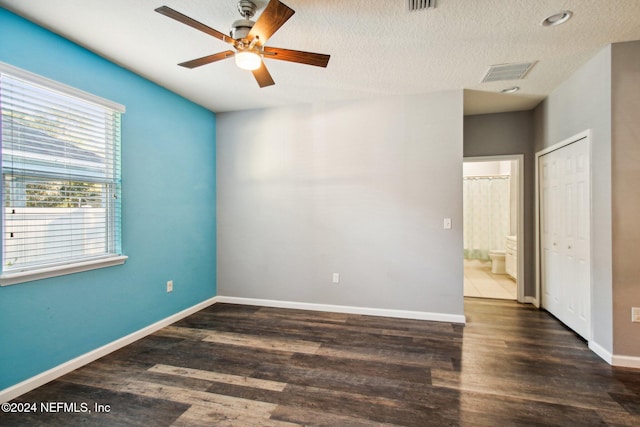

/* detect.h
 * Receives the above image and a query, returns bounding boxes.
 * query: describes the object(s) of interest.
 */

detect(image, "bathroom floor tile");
[463,259,516,300]
[464,282,482,298]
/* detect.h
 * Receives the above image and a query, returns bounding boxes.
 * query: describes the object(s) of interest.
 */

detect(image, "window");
[0,63,126,285]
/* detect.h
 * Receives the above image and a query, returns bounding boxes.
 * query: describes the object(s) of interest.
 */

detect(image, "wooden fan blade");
[247,0,294,46]
[252,62,275,88]
[155,6,235,45]
[263,47,330,68]
[178,51,235,69]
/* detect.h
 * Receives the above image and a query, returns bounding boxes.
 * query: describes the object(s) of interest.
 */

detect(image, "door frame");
[535,129,592,323]
[463,154,525,303]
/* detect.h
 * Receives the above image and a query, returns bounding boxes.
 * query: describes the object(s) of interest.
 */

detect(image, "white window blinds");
[0,63,124,274]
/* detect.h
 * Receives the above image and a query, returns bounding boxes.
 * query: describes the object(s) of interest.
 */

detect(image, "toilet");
[488,250,506,274]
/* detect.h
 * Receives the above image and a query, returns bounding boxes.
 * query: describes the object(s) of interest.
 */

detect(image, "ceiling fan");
[155,0,331,88]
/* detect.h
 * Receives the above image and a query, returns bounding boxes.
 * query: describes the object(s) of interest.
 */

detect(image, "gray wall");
[217,91,464,317]
[533,46,613,353]
[463,111,535,297]
[611,41,640,357]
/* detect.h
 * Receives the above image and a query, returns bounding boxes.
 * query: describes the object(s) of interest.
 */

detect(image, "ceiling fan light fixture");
[155,1,329,88]
[235,50,262,70]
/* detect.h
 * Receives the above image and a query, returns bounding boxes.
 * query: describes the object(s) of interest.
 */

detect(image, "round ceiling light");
[235,50,262,71]
[541,10,573,27]
[501,86,520,94]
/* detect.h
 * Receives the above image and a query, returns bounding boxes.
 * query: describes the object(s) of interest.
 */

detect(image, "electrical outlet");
[332,273,340,284]
[632,307,640,322]
[167,280,173,293]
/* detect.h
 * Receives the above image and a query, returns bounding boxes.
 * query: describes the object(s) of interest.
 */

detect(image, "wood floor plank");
[288,352,432,385]
[202,330,322,354]
[431,368,624,412]
[454,389,609,426]
[154,325,213,341]
[63,374,282,423]
[251,360,427,402]
[171,403,301,427]
[148,364,287,392]
[269,404,404,427]
[273,383,456,426]
[315,344,455,369]
[117,338,290,377]
[255,306,350,324]
[118,380,279,415]
[596,407,640,426]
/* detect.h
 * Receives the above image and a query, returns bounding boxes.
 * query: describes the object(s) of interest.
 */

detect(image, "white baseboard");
[215,296,466,324]
[588,341,640,369]
[589,340,613,365]
[0,296,219,403]
[523,296,539,307]
[612,354,640,369]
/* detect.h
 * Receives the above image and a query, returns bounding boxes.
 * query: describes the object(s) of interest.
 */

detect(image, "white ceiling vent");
[407,0,436,12]
[482,62,536,83]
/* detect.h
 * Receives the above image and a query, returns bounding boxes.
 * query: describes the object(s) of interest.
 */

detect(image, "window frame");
[0,62,127,286]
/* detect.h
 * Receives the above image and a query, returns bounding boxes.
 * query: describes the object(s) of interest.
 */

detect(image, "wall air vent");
[407,0,436,12]
[481,62,537,83]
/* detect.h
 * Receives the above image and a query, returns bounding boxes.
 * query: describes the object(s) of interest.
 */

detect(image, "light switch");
[444,218,452,229]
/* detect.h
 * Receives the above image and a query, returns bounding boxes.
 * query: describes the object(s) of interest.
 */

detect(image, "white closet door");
[540,137,590,340]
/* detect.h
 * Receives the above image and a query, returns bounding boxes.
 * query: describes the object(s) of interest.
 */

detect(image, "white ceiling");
[2,0,640,115]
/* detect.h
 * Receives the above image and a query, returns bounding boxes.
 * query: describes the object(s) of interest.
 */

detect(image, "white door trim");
[463,154,525,303]
[535,129,592,334]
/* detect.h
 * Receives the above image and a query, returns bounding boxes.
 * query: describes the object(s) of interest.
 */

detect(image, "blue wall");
[0,9,217,390]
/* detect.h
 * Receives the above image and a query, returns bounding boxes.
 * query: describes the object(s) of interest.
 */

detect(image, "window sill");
[0,255,128,286]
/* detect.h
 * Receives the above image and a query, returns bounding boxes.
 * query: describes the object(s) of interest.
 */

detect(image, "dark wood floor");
[3,298,640,426]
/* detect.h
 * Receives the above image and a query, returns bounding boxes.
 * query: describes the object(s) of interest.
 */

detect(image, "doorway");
[463,155,524,302]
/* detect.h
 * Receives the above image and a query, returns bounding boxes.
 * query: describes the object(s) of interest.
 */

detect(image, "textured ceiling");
[2,0,640,114]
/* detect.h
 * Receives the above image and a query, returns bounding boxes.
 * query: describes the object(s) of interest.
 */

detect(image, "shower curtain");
[463,176,510,261]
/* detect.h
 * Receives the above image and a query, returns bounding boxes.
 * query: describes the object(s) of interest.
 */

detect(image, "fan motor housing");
[230,18,254,40]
